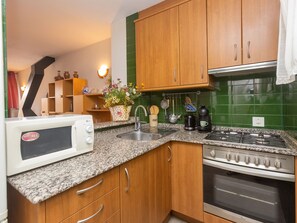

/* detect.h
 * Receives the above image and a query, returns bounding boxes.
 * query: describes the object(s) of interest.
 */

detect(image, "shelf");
[87,108,109,112]
[65,95,73,98]
[85,93,104,97]
[48,96,55,99]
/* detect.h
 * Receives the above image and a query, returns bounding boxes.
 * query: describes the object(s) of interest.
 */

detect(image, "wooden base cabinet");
[8,167,120,223]
[120,143,171,223]
[171,142,203,222]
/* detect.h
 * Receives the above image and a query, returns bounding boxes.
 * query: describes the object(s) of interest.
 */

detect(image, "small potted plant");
[103,78,141,121]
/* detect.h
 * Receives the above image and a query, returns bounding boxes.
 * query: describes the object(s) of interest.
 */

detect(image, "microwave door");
[21,126,72,160]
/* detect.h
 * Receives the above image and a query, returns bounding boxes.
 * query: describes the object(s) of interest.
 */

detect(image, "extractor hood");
[208,61,277,77]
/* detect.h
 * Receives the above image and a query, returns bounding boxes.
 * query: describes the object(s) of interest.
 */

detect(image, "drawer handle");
[124,168,130,192]
[76,178,104,195]
[77,204,104,223]
[168,145,172,162]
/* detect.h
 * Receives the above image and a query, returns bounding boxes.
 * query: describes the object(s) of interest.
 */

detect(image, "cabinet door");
[179,0,208,86]
[171,142,203,221]
[55,80,64,113]
[120,151,154,223]
[207,0,242,69]
[136,7,179,90]
[242,0,280,64]
[120,145,171,223]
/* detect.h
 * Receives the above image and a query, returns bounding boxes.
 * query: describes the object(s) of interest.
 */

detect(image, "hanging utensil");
[160,96,169,119]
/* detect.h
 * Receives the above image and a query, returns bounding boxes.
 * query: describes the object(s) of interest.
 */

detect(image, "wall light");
[20,85,26,92]
[97,65,109,78]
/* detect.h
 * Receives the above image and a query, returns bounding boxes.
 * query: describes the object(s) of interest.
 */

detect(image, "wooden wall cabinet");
[120,143,171,223]
[207,0,280,69]
[136,0,211,91]
[171,142,203,222]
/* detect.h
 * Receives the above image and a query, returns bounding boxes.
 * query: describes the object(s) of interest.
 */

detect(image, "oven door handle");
[203,159,295,182]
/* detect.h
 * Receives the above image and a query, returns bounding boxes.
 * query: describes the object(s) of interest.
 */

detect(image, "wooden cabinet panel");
[171,142,203,221]
[155,144,172,222]
[8,184,46,223]
[55,80,64,113]
[242,0,280,64]
[207,0,242,69]
[46,167,119,223]
[179,0,208,86]
[204,212,233,223]
[61,188,119,223]
[136,7,179,89]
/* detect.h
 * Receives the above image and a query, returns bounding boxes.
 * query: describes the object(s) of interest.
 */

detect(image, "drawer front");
[46,167,119,222]
[61,188,120,223]
[105,211,120,223]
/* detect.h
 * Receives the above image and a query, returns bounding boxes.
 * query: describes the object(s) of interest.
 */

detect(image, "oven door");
[203,159,295,223]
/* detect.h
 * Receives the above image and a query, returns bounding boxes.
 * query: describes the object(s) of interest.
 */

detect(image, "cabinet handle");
[76,178,104,195]
[77,204,104,223]
[124,168,130,192]
[234,44,238,61]
[173,68,177,82]
[247,41,251,59]
[168,145,172,162]
[200,65,204,80]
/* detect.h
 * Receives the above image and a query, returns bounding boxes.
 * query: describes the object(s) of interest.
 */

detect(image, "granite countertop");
[7,123,297,204]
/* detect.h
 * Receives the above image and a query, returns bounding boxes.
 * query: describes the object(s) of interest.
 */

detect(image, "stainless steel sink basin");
[116,128,178,141]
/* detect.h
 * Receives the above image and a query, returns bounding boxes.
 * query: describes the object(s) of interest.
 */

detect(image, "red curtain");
[7,71,19,109]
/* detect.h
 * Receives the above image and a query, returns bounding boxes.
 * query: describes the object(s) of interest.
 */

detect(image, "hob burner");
[205,130,287,148]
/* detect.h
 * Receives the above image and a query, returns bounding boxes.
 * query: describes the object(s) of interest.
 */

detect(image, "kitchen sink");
[116,128,179,141]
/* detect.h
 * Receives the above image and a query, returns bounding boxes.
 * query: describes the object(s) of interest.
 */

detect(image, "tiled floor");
[168,216,187,223]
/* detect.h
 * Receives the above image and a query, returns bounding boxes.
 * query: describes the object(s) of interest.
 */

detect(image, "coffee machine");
[184,114,196,131]
[197,105,212,132]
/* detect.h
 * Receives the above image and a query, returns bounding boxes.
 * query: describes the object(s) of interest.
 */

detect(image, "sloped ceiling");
[7,0,163,72]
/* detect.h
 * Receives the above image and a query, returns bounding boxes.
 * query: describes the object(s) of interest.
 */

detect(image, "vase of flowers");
[103,78,141,121]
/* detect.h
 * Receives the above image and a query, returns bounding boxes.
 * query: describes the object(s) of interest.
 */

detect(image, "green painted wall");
[126,13,296,130]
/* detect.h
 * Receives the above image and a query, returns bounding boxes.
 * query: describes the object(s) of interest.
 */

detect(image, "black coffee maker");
[184,114,196,131]
[197,105,212,132]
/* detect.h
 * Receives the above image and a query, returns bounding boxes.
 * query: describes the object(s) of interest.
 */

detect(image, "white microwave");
[5,115,94,176]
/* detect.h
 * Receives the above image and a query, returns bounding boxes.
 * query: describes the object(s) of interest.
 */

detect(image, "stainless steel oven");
[203,145,295,223]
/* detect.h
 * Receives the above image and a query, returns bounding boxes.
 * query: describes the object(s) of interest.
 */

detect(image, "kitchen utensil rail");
[162,91,200,97]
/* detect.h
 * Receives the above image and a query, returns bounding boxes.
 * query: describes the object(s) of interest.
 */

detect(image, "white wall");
[17,38,111,116]
[111,17,127,85]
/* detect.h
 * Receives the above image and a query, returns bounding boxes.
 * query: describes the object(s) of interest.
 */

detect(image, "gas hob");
[205,130,287,148]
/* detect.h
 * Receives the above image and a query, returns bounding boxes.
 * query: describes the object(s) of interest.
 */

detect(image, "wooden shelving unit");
[84,93,111,123]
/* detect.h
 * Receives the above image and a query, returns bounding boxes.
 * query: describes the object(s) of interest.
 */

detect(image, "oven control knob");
[244,156,250,164]
[254,157,260,166]
[235,154,240,163]
[226,153,231,161]
[264,158,270,168]
[274,159,281,169]
[85,125,93,133]
[85,136,93,144]
[210,150,216,158]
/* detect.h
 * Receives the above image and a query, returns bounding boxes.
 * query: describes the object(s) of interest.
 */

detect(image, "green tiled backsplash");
[126,13,297,130]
